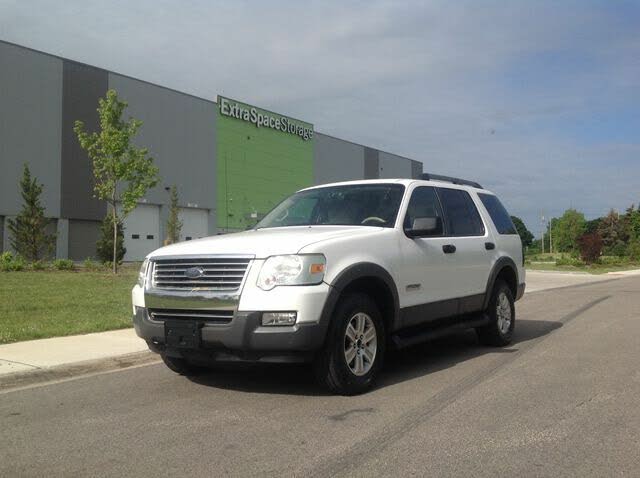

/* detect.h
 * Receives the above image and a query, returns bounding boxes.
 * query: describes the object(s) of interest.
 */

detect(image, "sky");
[1,0,639,235]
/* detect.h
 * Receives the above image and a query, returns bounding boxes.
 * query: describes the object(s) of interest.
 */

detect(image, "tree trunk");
[112,201,118,274]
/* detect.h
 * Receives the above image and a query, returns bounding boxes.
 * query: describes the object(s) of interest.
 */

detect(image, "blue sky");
[1,0,639,235]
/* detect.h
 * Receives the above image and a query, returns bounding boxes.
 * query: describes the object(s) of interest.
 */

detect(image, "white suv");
[132,175,525,395]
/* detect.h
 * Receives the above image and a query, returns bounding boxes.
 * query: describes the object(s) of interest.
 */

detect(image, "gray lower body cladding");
[133,306,327,364]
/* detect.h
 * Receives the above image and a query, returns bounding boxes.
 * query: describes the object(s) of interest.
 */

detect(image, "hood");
[147,226,381,259]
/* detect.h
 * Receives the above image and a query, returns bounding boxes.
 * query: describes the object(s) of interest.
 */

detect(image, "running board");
[391,313,489,350]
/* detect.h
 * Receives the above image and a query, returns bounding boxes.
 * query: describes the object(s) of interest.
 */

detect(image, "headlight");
[257,254,326,291]
[137,259,149,287]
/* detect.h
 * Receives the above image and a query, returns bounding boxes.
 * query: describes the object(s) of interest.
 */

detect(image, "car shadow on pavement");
[378,319,563,388]
[185,319,562,396]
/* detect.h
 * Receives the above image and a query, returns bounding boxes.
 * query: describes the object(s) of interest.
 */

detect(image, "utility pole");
[549,219,553,254]
[541,214,545,254]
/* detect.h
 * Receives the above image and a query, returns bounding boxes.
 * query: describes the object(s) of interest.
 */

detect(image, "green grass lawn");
[0,268,137,344]
[526,262,640,275]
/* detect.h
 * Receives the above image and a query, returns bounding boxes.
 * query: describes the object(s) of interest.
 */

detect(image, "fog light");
[262,312,297,326]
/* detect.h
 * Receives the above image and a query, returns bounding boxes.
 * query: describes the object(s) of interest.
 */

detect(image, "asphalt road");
[2,276,639,477]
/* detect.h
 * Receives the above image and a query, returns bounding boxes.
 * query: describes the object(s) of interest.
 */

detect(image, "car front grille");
[148,309,234,324]
[151,257,251,291]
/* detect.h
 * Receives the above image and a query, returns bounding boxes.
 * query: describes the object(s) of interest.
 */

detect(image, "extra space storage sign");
[218,96,314,141]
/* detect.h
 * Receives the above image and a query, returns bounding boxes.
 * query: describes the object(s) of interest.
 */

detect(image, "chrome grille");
[151,257,251,291]
[148,309,234,324]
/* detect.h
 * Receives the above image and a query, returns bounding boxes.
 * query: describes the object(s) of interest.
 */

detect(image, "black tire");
[476,280,515,346]
[161,354,204,375]
[314,293,386,395]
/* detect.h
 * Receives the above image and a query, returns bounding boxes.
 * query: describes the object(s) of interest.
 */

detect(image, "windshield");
[255,184,405,229]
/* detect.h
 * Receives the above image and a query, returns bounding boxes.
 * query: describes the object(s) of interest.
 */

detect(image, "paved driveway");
[1,275,639,477]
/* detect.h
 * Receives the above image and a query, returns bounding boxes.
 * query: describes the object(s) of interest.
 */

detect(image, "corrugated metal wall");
[0,41,62,218]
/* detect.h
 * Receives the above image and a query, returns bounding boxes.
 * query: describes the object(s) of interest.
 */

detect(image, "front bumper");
[516,282,526,301]
[133,306,328,363]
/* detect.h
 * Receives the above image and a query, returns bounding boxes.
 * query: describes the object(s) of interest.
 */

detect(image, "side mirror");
[405,217,441,238]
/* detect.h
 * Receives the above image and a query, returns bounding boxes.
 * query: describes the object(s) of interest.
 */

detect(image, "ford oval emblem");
[184,267,205,279]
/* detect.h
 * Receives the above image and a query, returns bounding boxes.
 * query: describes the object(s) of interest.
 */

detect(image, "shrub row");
[0,252,106,272]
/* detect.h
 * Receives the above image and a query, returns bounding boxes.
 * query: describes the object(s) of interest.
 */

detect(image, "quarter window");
[436,188,485,236]
[478,193,517,234]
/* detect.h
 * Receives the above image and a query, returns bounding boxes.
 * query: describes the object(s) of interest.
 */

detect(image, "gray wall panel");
[379,151,413,179]
[68,219,100,260]
[108,74,217,237]
[61,61,108,220]
[314,134,364,185]
[0,42,62,217]
[411,160,423,179]
[364,148,379,179]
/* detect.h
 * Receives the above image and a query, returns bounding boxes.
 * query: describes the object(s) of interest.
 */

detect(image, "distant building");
[0,40,423,260]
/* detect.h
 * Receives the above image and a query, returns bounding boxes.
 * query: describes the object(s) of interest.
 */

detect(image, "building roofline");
[0,38,216,105]
[314,131,422,165]
[0,38,423,165]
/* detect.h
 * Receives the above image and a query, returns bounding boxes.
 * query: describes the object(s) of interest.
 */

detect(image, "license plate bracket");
[165,320,201,349]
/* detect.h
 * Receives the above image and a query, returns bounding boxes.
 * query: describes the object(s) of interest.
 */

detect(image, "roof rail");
[421,173,483,189]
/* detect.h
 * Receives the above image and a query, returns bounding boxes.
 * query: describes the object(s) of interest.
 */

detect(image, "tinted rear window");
[436,188,485,236]
[478,193,517,234]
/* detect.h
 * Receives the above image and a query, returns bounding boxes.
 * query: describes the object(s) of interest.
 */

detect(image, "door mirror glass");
[405,216,442,237]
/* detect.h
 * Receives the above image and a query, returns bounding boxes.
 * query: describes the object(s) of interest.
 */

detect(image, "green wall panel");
[216,97,314,231]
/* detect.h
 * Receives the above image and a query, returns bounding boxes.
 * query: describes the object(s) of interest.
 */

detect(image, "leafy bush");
[0,252,26,271]
[577,233,603,264]
[83,258,102,271]
[31,260,48,271]
[604,242,627,258]
[628,241,640,262]
[52,259,74,271]
[96,213,126,265]
[555,256,585,267]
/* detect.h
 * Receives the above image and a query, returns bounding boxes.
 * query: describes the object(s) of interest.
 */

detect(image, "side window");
[478,193,517,234]
[403,186,444,235]
[436,188,485,236]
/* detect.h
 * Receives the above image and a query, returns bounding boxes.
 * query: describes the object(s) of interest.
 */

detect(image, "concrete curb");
[0,351,160,394]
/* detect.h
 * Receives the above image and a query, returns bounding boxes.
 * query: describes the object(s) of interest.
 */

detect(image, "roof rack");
[421,173,483,189]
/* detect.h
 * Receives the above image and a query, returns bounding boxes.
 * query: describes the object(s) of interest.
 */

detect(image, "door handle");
[485,242,495,250]
[442,244,456,254]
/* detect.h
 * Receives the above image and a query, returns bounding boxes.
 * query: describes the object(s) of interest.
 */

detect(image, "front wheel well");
[338,277,396,335]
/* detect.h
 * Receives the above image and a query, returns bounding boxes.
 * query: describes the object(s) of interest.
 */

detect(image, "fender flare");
[319,262,400,330]
[483,256,519,310]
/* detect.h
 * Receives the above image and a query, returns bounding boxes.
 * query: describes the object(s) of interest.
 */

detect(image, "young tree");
[510,215,534,247]
[74,89,159,273]
[585,217,602,234]
[551,209,586,253]
[623,204,640,242]
[165,185,182,245]
[8,164,56,261]
[598,209,628,256]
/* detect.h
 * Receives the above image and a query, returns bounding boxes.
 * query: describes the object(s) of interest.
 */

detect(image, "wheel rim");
[344,312,377,376]
[496,292,512,334]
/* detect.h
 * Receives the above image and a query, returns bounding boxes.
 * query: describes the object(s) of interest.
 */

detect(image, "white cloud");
[1,0,638,233]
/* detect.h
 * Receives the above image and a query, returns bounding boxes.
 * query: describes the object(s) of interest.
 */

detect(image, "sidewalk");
[0,328,148,377]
